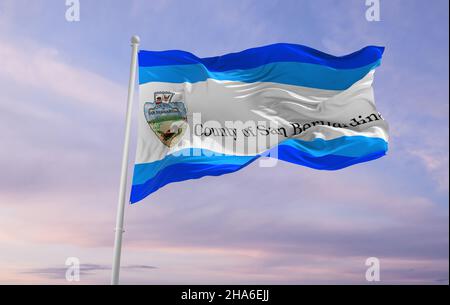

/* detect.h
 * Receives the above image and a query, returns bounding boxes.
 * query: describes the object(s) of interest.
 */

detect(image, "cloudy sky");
[0,0,448,284]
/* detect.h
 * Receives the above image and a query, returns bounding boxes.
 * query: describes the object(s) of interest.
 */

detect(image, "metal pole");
[111,35,140,285]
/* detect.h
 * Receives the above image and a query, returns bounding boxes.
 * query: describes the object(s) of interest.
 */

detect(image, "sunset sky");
[0,0,448,284]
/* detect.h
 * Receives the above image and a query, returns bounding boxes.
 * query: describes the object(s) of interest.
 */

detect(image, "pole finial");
[131,35,140,45]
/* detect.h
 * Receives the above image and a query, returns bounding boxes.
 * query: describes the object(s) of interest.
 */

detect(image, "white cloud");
[0,37,126,117]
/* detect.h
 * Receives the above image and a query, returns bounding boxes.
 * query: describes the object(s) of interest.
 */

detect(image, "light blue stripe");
[132,136,387,185]
[139,60,380,90]
[278,137,387,158]
[133,149,255,185]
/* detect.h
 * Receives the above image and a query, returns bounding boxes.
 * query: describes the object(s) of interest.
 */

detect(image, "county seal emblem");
[143,91,188,147]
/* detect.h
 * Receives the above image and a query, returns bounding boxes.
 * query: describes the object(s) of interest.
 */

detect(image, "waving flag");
[130,43,388,203]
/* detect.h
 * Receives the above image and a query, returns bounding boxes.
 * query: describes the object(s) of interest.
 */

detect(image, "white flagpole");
[111,35,140,285]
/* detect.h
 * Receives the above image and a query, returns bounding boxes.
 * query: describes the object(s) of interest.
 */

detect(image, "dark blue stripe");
[138,43,384,71]
[130,148,387,204]
[274,144,386,171]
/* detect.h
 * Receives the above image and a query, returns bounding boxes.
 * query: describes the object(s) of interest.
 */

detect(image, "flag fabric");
[130,43,388,203]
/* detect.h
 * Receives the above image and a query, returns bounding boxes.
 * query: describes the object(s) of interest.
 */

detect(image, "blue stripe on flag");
[130,136,388,203]
[138,43,384,71]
